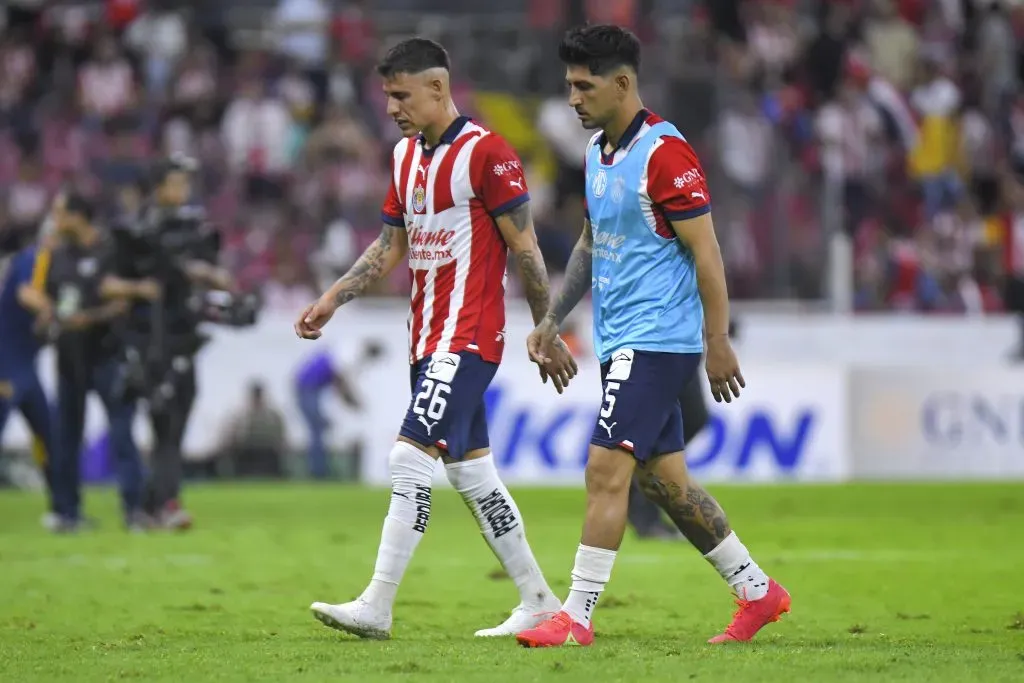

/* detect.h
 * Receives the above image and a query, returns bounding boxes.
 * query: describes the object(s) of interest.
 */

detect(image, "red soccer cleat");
[516,611,595,648]
[708,578,791,644]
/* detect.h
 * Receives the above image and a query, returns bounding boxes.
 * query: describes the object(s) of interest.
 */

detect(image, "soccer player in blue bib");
[0,240,58,523]
[517,25,791,648]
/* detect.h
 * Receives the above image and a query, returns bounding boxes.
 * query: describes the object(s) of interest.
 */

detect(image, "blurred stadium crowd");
[2,0,1024,314]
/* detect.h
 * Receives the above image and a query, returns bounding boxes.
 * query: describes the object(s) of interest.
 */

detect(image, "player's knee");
[388,441,437,485]
[584,445,634,497]
[634,468,668,506]
[443,452,496,493]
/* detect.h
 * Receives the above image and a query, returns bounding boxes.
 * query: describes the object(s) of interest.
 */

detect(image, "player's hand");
[528,318,578,394]
[295,296,337,340]
[528,317,559,365]
[705,335,745,403]
[545,336,578,394]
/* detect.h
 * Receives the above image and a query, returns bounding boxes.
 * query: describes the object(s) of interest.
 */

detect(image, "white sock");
[562,544,617,627]
[445,454,555,607]
[704,531,770,600]
[359,442,436,610]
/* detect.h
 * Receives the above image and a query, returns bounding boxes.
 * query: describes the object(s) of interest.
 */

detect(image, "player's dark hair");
[376,38,451,78]
[64,192,94,223]
[558,24,641,76]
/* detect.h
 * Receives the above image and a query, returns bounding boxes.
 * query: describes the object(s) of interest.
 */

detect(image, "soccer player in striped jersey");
[296,38,576,639]
[517,25,790,648]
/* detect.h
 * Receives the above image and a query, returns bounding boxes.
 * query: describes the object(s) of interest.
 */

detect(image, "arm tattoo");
[636,469,731,554]
[332,225,400,307]
[515,248,551,325]
[549,220,593,324]
[499,204,548,321]
[504,202,531,233]
[499,201,551,323]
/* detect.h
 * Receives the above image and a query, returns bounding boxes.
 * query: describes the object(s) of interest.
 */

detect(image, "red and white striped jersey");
[380,116,530,365]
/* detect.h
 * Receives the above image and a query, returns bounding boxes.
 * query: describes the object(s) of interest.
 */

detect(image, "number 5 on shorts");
[413,379,451,420]
[600,381,620,419]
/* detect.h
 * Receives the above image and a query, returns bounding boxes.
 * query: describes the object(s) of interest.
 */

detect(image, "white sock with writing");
[562,544,617,627]
[704,531,770,600]
[359,442,436,610]
[445,454,555,607]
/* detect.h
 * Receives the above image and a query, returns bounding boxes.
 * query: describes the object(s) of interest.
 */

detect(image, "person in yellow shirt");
[908,54,963,219]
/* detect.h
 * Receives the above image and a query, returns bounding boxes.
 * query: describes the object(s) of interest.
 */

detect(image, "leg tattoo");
[636,470,731,554]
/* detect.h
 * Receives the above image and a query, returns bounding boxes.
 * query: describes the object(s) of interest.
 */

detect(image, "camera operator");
[113,156,238,529]
[44,192,153,531]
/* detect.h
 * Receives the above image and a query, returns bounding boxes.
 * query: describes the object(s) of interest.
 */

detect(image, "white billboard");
[850,368,1024,479]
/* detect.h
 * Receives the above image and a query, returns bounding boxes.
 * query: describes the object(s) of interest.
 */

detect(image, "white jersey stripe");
[436,133,485,353]
[403,145,424,216]
[413,144,451,360]
[407,271,421,362]
[415,269,436,360]
[424,143,451,212]
[387,118,514,365]
[393,139,411,192]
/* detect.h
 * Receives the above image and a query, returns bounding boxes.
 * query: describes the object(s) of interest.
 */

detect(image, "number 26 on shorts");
[413,379,451,420]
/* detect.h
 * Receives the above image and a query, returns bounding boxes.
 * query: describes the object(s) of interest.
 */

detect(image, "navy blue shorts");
[590,350,703,462]
[399,350,498,460]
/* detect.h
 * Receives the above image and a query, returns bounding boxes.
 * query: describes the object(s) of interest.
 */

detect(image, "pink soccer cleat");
[708,578,791,643]
[516,611,595,648]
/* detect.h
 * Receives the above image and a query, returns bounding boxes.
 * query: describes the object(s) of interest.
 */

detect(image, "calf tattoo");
[637,470,731,554]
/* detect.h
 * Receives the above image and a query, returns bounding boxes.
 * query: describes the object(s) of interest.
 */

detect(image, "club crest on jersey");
[592,169,608,198]
[413,185,427,213]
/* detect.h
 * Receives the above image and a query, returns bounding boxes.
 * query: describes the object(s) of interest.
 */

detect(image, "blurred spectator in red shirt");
[106,0,141,34]
[331,0,375,67]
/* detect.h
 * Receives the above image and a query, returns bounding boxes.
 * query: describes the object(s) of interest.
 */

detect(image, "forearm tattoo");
[636,469,732,554]
[517,248,551,325]
[505,204,551,324]
[332,225,399,307]
[550,220,593,324]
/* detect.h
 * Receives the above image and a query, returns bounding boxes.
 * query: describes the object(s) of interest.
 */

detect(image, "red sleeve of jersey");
[380,152,405,227]
[471,134,530,217]
[646,136,711,221]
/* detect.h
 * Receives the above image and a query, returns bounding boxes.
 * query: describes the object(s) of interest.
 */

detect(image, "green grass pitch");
[1,482,1023,682]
